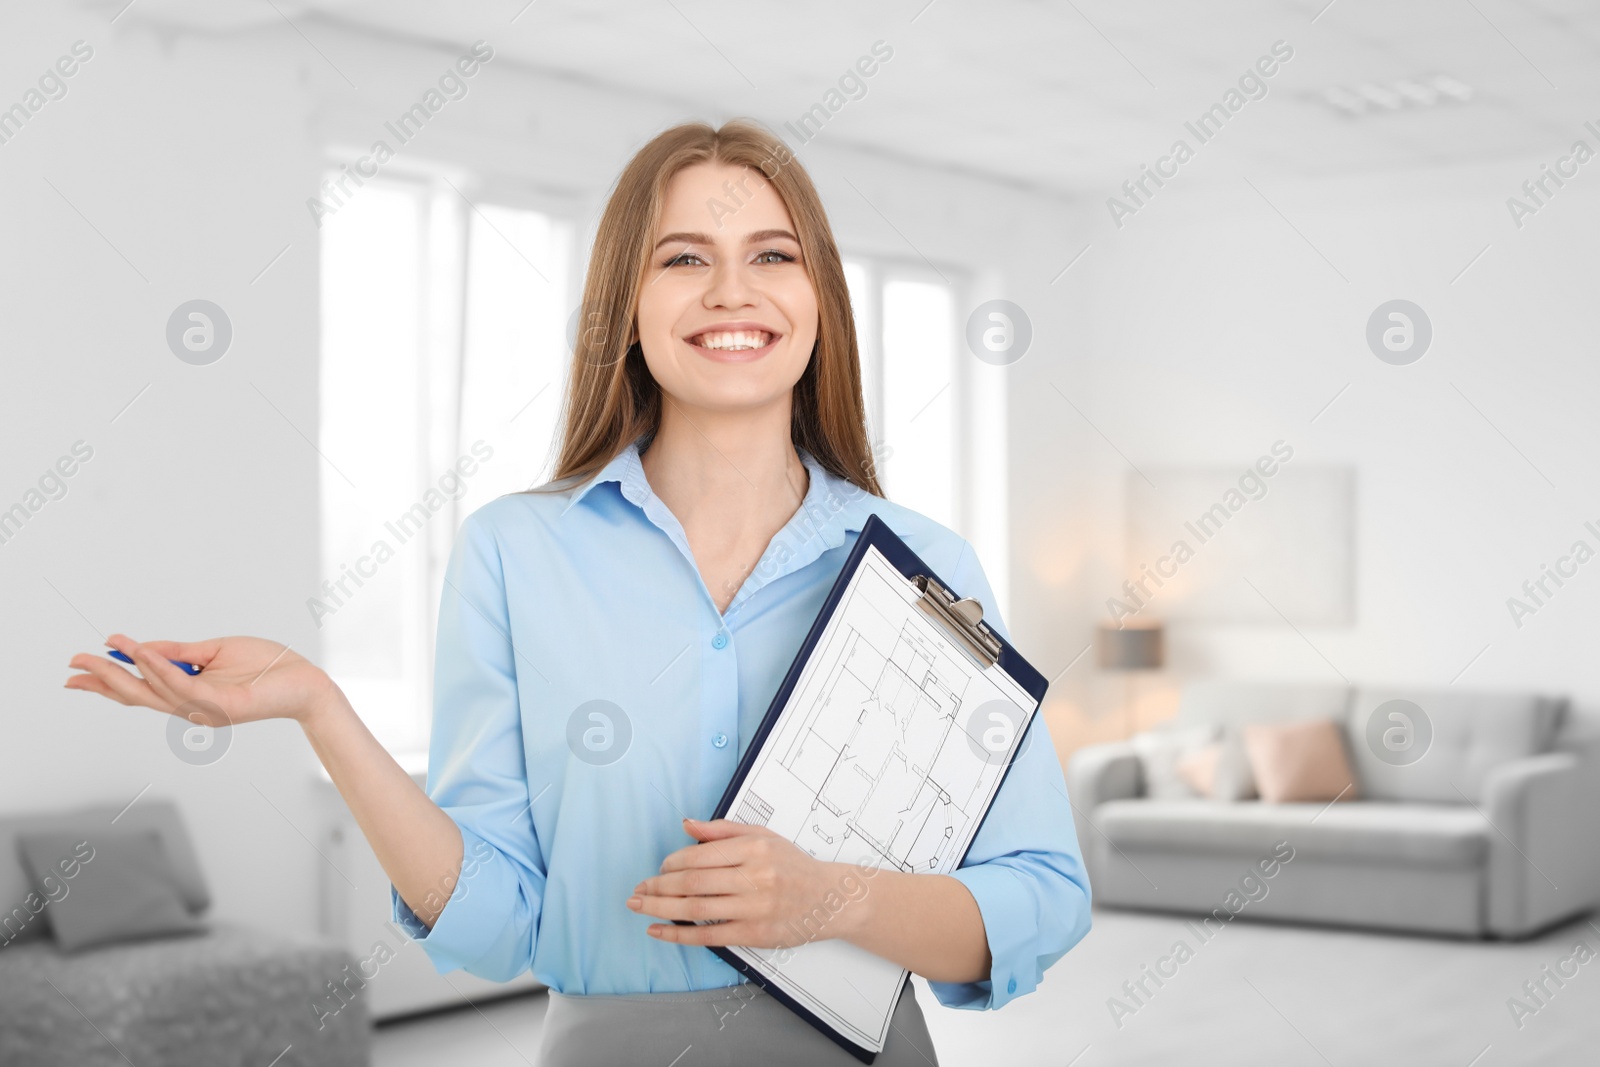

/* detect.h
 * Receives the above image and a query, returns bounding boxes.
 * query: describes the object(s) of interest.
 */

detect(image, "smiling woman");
[65,118,1092,1067]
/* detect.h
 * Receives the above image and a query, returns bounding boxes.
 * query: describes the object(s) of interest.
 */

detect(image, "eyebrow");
[654,228,800,250]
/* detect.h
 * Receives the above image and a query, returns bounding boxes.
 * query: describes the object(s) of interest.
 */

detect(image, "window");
[842,258,958,528]
[317,172,571,753]
[843,256,1010,619]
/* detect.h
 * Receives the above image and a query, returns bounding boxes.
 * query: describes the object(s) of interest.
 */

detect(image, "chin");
[670,375,797,414]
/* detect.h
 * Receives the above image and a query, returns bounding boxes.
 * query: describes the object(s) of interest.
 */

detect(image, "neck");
[639,394,809,527]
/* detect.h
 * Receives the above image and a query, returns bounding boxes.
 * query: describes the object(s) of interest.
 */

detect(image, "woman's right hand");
[70,632,469,932]
[66,633,342,729]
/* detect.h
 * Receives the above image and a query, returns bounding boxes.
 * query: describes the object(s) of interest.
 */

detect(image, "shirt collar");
[559,433,888,549]
[558,434,653,517]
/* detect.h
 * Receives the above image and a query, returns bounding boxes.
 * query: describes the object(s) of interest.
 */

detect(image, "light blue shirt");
[392,433,1092,1009]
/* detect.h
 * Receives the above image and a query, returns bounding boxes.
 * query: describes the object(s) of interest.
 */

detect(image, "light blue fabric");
[391,432,1092,1010]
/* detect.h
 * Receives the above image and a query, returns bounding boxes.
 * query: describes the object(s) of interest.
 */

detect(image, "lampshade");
[1096,622,1164,671]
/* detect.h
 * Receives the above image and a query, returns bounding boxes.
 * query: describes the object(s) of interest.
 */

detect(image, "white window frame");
[844,252,1010,618]
[317,156,577,755]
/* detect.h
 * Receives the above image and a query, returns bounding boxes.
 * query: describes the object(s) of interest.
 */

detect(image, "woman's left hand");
[628,818,872,949]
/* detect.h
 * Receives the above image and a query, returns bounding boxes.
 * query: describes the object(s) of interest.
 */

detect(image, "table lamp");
[1096,621,1165,737]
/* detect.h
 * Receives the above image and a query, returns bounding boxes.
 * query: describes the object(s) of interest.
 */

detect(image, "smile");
[684,329,780,362]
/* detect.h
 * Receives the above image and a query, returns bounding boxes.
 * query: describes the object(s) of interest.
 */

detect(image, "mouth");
[683,327,781,362]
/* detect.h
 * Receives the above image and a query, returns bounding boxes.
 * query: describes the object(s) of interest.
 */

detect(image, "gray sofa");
[1067,681,1600,938]
[0,799,369,1067]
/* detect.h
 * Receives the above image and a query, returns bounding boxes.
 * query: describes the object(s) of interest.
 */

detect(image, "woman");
[65,119,1091,1065]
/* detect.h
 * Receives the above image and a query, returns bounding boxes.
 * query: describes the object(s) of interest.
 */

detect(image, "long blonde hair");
[524,119,882,497]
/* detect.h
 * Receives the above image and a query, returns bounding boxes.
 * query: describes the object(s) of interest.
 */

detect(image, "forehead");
[657,161,795,236]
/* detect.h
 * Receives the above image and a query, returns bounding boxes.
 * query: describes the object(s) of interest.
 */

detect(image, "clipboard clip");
[911,574,1002,669]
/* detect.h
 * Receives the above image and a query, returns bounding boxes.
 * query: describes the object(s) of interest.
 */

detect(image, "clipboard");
[684,512,1049,1062]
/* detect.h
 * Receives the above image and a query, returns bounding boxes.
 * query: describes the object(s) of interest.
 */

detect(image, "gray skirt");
[537,980,940,1066]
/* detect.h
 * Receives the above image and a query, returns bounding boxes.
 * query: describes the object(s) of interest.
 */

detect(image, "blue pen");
[107,649,202,676]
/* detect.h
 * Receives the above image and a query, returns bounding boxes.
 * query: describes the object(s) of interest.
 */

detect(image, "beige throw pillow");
[1175,743,1222,797]
[1130,726,1219,800]
[1242,719,1359,803]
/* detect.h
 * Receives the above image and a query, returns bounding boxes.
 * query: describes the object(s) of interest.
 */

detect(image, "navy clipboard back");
[688,512,1050,1062]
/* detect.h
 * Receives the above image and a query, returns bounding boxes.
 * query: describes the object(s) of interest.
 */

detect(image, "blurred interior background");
[4,1,1599,1064]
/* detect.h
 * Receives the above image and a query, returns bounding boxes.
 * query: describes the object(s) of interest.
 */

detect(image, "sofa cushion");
[17,829,204,953]
[1175,743,1221,797]
[1096,799,1488,867]
[1130,726,1218,799]
[1348,688,1566,804]
[1170,684,1353,802]
[0,799,210,946]
[1242,719,1359,803]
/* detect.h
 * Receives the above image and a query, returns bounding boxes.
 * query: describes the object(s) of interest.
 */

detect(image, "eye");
[663,251,707,268]
[753,249,796,265]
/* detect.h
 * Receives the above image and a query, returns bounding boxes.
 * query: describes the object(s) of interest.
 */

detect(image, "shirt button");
[712,633,728,650]
[712,732,729,749]
[1006,977,1017,994]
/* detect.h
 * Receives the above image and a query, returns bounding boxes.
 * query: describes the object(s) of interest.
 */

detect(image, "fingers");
[65,651,170,712]
[660,823,786,873]
[136,636,221,668]
[647,919,765,947]
[631,890,759,923]
[63,672,127,704]
[660,837,762,873]
[635,867,749,900]
[683,817,773,843]
[127,643,200,708]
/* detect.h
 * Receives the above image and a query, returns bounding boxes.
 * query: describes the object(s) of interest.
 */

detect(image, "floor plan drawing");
[769,619,981,872]
[728,548,1034,876]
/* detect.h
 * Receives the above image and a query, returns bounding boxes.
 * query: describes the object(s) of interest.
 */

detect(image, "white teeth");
[692,330,773,351]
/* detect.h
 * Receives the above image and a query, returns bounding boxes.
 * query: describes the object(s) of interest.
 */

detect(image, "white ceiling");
[99,0,1600,194]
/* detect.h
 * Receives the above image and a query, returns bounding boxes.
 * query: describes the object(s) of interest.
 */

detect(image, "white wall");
[1,9,1072,933]
[1016,159,1600,751]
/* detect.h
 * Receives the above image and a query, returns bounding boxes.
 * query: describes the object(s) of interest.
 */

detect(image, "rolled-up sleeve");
[389,508,546,982]
[927,539,1093,1010]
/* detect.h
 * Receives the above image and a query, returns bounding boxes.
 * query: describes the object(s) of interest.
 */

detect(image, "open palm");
[65,633,336,727]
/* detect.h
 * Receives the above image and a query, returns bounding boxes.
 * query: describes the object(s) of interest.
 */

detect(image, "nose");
[703,256,756,311]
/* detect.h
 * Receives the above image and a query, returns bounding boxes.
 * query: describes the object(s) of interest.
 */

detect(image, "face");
[634,161,819,417]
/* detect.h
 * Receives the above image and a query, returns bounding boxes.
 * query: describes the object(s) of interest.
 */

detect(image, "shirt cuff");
[389,825,517,975]
[928,863,1041,1010]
